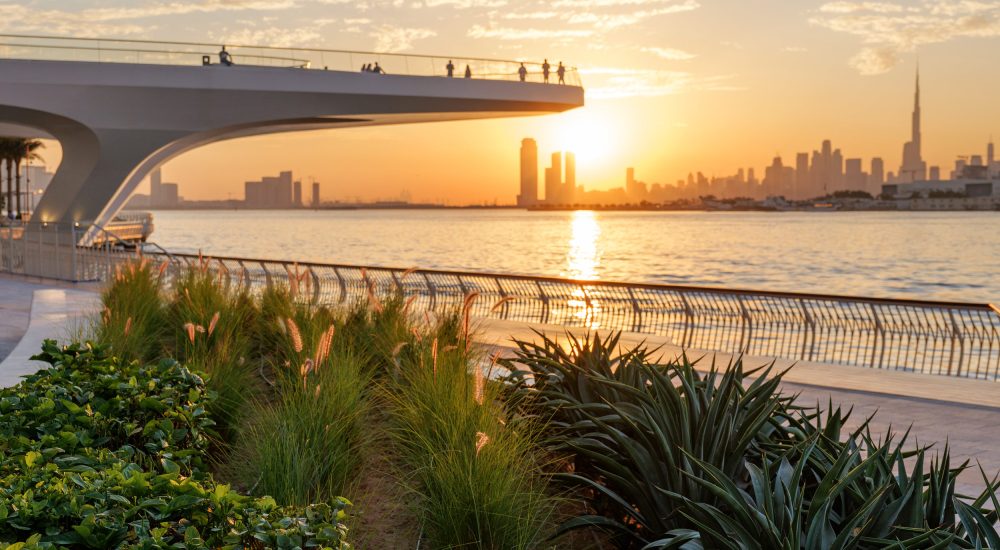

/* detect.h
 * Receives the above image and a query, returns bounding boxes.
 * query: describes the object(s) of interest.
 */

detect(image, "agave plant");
[504,332,800,546]
[505,331,1000,549]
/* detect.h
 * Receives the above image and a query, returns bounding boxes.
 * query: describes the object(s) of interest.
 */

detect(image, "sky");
[8,0,1000,203]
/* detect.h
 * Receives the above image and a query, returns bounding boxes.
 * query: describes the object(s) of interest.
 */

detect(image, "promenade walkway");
[0,274,996,495]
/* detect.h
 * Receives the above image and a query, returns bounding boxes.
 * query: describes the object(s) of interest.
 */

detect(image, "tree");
[14,139,44,219]
[0,138,18,219]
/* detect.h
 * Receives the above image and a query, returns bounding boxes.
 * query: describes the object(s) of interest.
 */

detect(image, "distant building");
[929,166,940,180]
[844,158,866,191]
[564,152,576,204]
[245,170,294,208]
[311,181,320,207]
[869,158,885,191]
[149,167,179,208]
[293,180,303,207]
[517,138,538,207]
[545,152,562,204]
[795,153,809,198]
[898,68,927,182]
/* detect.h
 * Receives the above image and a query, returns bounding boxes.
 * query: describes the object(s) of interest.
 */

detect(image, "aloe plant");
[504,331,1000,548]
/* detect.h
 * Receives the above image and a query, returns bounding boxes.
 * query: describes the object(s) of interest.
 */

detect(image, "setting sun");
[549,109,619,170]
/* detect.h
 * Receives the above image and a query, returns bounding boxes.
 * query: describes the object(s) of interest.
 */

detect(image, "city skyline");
[20,1,1000,203]
[519,70,999,204]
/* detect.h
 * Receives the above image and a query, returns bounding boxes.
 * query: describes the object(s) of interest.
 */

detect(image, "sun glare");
[551,110,617,168]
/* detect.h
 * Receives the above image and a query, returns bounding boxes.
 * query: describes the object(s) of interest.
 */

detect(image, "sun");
[550,109,618,168]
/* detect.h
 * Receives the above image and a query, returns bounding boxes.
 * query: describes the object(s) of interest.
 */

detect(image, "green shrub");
[0,340,350,549]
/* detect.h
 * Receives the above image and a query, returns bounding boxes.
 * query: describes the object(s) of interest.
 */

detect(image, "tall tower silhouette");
[899,65,926,182]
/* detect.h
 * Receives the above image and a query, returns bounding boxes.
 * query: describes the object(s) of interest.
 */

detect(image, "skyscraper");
[844,158,865,190]
[545,152,562,204]
[517,138,538,207]
[795,153,809,199]
[293,180,302,207]
[311,181,320,207]
[870,157,885,190]
[563,152,576,204]
[899,67,927,182]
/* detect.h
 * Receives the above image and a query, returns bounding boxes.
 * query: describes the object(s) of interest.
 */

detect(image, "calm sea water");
[147,209,1000,304]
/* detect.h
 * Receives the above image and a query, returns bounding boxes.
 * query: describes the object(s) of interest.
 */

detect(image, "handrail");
[147,251,1000,313]
[1,240,996,379]
[0,33,578,71]
[0,41,311,66]
[0,34,582,85]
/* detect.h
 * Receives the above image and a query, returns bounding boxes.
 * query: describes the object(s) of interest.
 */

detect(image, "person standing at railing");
[518,63,527,82]
[372,62,385,74]
[542,59,550,83]
[219,46,234,66]
[446,60,455,77]
[464,64,472,78]
[557,62,566,84]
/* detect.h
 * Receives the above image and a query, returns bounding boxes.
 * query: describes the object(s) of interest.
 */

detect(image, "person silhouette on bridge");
[464,64,472,78]
[518,63,527,82]
[372,62,385,74]
[541,59,550,83]
[219,46,234,66]
[446,60,455,77]
[557,62,565,84]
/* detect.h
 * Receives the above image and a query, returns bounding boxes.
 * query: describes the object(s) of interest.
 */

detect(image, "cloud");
[371,24,436,52]
[811,1,1000,74]
[0,1,298,36]
[643,46,696,60]
[580,66,742,98]
[412,0,506,7]
[467,24,594,39]
[849,46,899,74]
[782,45,808,52]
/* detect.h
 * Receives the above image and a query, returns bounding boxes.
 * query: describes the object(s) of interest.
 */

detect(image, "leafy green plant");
[0,340,350,549]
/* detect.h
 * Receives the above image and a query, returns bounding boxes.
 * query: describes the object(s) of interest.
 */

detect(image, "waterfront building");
[564,152,576,204]
[870,158,885,192]
[311,182,320,207]
[844,158,866,191]
[929,166,941,180]
[245,170,294,209]
[545,152,562,204]
[293,180,302,207]
[149,167,179,208]
[795,153,809,197]
[517,138,539,207]
[898,68,927,182]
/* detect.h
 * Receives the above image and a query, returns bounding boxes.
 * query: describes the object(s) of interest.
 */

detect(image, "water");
[148,209,1000,304]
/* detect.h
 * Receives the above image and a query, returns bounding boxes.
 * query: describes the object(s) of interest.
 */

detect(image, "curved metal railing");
[143,252,1000,380]
[0,34,582,86]
[2,238,996,379]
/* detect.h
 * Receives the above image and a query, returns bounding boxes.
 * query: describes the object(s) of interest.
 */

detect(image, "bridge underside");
[0,59,583,237]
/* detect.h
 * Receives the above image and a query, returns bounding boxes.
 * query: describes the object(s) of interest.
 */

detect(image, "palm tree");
[14,139,45,219]
[0,138,18,220]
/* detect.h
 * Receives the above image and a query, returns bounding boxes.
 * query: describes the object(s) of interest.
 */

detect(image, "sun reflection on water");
[565,211,602,327]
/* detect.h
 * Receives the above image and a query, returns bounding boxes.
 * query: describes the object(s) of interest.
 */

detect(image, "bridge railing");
[125,252,999,380]
[4,241,997,379]
[0,34,582,86]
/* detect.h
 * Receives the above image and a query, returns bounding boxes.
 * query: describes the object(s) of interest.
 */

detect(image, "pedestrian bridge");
[0,35,584,235]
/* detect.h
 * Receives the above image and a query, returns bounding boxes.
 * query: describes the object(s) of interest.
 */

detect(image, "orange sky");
[19,0,1000,203]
